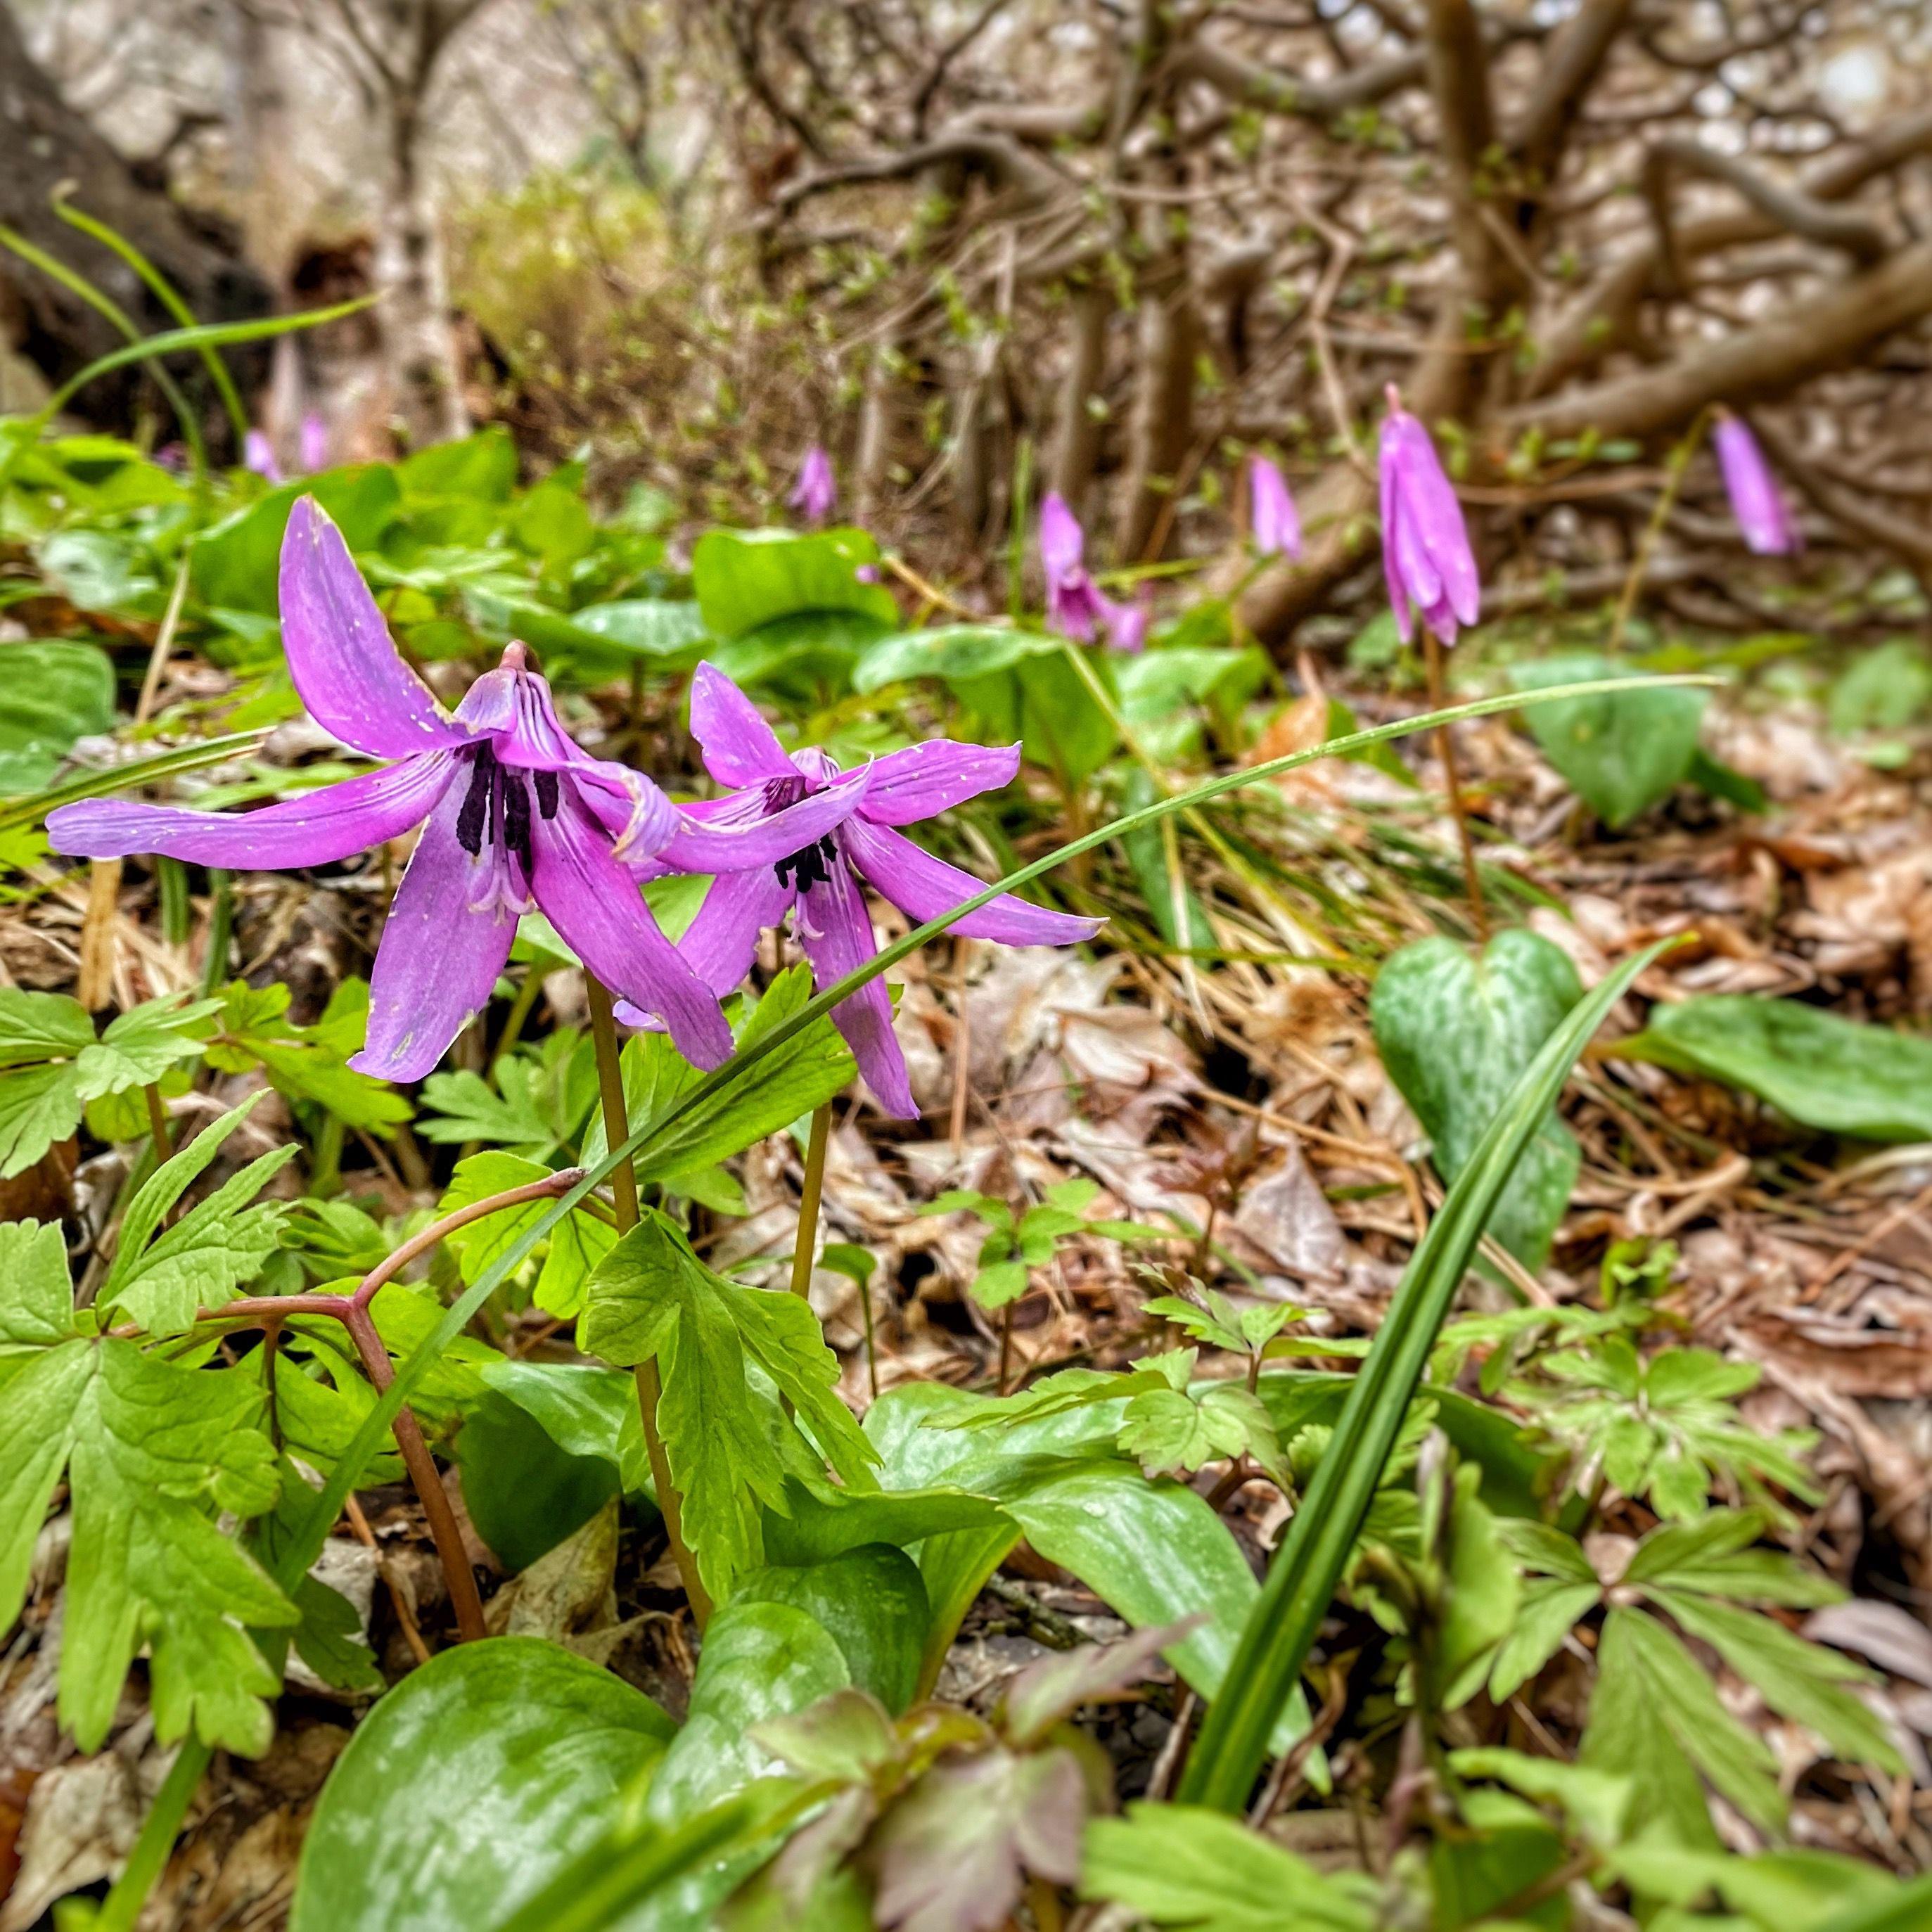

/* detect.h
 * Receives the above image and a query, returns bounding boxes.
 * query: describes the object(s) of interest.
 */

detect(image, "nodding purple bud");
[243,430,282,484]
[1378,388,1480,646]
[788,444,836,524]
[1039,491,1146,651]
[1713,414,1801,557]
[299,410,329,475]
[1248,454,1303,560]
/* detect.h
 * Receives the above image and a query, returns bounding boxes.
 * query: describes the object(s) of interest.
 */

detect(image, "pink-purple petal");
[795,862,916,1118]
[843,819,1103,947]
[660,762,872,872]
[351,782,518,1082]
[689,663,796,787]
[530,791,734,1070]
[280,497,469,757]
[678,867,797,994]
[46,753,456,870]
[858,741,1021,826]
[1039,491,1087,582]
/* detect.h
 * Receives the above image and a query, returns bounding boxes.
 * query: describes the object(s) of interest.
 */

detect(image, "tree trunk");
[1047,281,1109,521]
[375,77,469,449]
[0,0,270,438]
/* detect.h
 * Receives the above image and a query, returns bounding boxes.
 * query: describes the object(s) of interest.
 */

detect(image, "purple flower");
[1378,388,1479,645]
[299,410,330,475]
[47,497,738,1081]
[1713,414,1801,557]
[788,444,837,525]
[243,430,282,484]
[1039,492,1147,653]
[622,665,1102,1116]
[1248,454,1302,559]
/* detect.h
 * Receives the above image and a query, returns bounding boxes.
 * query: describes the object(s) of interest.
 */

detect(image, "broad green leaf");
[1371,928,1583,1269]
[692,527,897,639]
[1828,639,1932,738]
[955,651,1118,788]
[1080,1802,1376,1929]
[646,1599,850,1821]
[0,639,116,793]
[1618,994,1932,1141]
[570,598,710,659]
[290,1637,674,1932]
[852,624,1056,692]
[1516,652,1708,828]
[454,1388,622,1572]
[735,1544,929,1713]
[0,1220,77,1362]
[1582,1604,1783,1843]
[193,463,401,613]
[1437,1468,1521,1708]
[396,426,518,500]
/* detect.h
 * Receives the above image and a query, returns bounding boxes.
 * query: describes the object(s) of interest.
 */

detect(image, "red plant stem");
[108,1170,585,1640]
[342,1300,487,1644]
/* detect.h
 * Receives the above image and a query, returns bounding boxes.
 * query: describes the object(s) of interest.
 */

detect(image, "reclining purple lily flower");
[44,497,769,1081]
[617,664,1103,1116]
[1378,387,1479,645]
[1713,412,1801,556]
[1040,491,1149,653]
[1248,454,1303,559]
[788,444,837,525]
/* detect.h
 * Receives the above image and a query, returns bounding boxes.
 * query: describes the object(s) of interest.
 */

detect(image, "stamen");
[534,769,560,819]
[455,745,495,857]
[774,834,839,893]
[501,774,535,875]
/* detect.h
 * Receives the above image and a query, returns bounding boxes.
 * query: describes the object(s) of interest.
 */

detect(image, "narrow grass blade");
[1175,935,1677,1811]
[0,731,271,833]
[56,195,251,446]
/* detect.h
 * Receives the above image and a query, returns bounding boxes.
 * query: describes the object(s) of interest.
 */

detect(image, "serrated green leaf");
[0,987,95,1063]
[1,1335,296,1754]
[0,1060,84,1177]
[1651,1590,1903,1774]
[1582,1605,1784,1843]
[1080,1802,1375,1929]
[1488,1578,1601,1701]
[438,1151,616,1319]
[103,1096,267,1295]
[0,1219,78,1358]
[103,1144,298,1333]
[73,995,221,1099]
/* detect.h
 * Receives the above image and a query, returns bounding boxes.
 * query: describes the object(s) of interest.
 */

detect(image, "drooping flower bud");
[1378,388,1479,644]
[788,444,837,525]
[1248,454,1303,559]
[1713,413,1801,556]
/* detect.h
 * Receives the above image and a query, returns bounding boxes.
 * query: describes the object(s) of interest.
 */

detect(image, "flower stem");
[142,1082,171,1156]
[584,973,712,1629]
[1421,626,1488,940]
[788,1101,832,1302]
[343,1302,487,1644]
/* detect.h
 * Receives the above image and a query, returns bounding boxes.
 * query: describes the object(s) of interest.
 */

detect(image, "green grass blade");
[495,1790,768,1932]
[55,196,251,446]
[0,731,271,832]
[1175,935,1678,1811]
[0,222,207,475]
